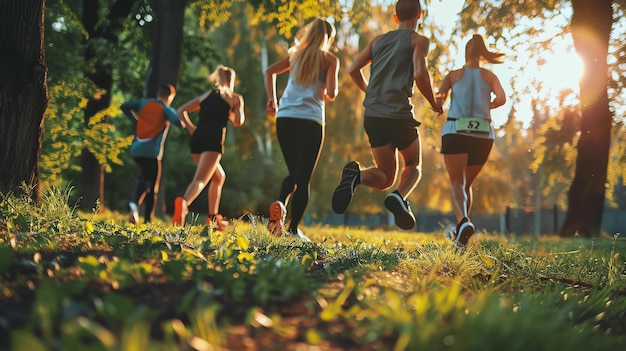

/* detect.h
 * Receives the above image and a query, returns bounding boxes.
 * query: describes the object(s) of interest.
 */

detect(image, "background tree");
[559,0,613,237]
[78,0,139,211]
[42,0,145,206]
[530,93,579,209]
[0,0,48,201]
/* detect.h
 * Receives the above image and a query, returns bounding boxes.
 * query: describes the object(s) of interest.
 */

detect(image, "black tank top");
[198,90,231,129]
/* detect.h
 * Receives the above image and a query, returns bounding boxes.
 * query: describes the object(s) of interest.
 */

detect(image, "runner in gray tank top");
[364,29,417,119]
[331,0,442,231]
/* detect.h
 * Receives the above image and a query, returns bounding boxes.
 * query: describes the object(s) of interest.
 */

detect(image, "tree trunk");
[145,0,186,217]
[0,0,48,201]
[559,0,613,238]
[145,0,186,96]
[78,0,137,211]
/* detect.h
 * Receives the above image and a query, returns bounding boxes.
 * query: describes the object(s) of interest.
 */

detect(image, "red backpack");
[136,101,167,139]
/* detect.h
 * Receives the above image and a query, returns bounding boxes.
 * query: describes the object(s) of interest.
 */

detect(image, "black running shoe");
[455,217,475,248]
[332,161,360,214]
[384,193,416,230]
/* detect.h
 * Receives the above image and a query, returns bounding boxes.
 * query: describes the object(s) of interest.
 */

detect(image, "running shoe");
[172,196,188,226]
[455,217,475,248]
[267,201,286,236]
[291,228,311,242]
[207,214,228,231]
[128,202,139,225]
[332,161,361,214]
[444,224,456,241]
[384,192,416,230]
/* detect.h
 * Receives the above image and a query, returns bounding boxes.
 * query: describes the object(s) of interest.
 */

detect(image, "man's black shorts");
[364,116,420,150]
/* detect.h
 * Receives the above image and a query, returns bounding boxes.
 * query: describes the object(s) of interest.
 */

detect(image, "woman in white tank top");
[263,18,340,241]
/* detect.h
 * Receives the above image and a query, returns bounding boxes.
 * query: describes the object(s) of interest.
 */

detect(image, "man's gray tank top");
[363,29,415,119]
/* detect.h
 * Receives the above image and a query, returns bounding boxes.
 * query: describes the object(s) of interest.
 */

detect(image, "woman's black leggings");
[276,118,324,233]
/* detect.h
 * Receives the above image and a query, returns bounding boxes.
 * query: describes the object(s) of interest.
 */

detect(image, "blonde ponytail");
[290,18,335,85]
[209,65,236,96]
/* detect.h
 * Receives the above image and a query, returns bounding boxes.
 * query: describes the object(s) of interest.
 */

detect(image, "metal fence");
[310,207,626,236]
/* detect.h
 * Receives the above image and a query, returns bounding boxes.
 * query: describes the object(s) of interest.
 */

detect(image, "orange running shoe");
[207,214,229,231]
[172,197,188,226]
[267,201,286,236]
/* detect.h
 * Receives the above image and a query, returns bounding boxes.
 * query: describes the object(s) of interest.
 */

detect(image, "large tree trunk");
[0,0,48,201]
[145,0,185,96]
[559,0,613,238]
[78,0,137,211]
[145,0,186,217]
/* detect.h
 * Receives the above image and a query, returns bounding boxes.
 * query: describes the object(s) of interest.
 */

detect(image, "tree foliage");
[42,0,146,194]
[529,98,579,208]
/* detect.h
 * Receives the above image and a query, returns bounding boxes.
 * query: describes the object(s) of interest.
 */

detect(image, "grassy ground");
[1,187,625,350]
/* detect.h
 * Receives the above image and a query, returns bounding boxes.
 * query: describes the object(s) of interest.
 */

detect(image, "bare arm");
[348,38,376,92]
[177,92,210,133]
[436,74,451,102]
[264,56,290,116]
[412,34,442,113]
[489,73,506,109]
[435,73,452,110]
[229,94,245,126]
[323,53,340,101]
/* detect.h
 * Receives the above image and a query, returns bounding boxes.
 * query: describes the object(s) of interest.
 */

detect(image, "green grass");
[1,186,625,350]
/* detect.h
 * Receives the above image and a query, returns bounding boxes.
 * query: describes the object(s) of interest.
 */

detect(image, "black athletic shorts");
[441,134,493,166]
[364,116,420,150]
[189,126,225,154]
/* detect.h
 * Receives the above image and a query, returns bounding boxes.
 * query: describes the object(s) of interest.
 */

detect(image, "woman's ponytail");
[466,34,504,64]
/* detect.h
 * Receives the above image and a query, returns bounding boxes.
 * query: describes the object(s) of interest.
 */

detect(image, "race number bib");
[455,118,490,133]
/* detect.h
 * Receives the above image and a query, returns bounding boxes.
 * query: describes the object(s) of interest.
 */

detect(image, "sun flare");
[536,48,584,94]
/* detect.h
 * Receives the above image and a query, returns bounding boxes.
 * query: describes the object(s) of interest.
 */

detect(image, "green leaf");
[10,330,48,351]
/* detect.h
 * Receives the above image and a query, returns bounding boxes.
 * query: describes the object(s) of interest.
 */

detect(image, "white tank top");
[441,67,494,139]
[276,61,325,126]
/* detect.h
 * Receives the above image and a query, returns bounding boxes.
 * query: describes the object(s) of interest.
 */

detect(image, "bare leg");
[184,151,222,205]
[444,153,469,223]
[395,138,422,198]
[464,164,485,217]
[361,143,398,191]
[207,163,226,215]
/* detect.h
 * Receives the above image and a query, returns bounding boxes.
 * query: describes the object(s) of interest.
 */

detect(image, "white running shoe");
[291,228,311,242]
[128,202,139,224]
